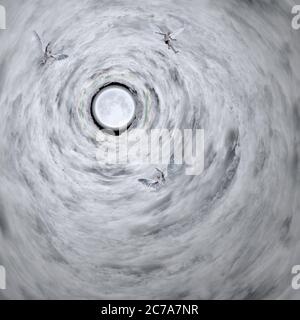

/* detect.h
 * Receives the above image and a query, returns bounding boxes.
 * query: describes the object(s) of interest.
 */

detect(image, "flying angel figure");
[34,31,68,65]
[138,168,166,189]
[156,27,184,54]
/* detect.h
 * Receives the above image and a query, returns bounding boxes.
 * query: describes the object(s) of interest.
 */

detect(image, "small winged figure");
[138,168,166,189]
[156,27,184,54]
[34,31,68,65]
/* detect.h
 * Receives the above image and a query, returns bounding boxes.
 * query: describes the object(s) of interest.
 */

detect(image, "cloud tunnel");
[0,0,300,299]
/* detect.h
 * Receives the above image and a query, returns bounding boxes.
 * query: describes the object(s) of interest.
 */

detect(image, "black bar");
[0,300,293,319]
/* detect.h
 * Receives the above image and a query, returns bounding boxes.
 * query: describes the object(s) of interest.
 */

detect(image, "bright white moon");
[92,85,136,131]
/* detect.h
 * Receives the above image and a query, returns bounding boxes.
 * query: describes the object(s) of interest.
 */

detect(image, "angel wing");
[33,31,44,52]
[155,168,166,182]
[51,54,68,61]
[45,42,52,54]
[138,178,159,188]
[170,26,185,39]
[153,24,168,35]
